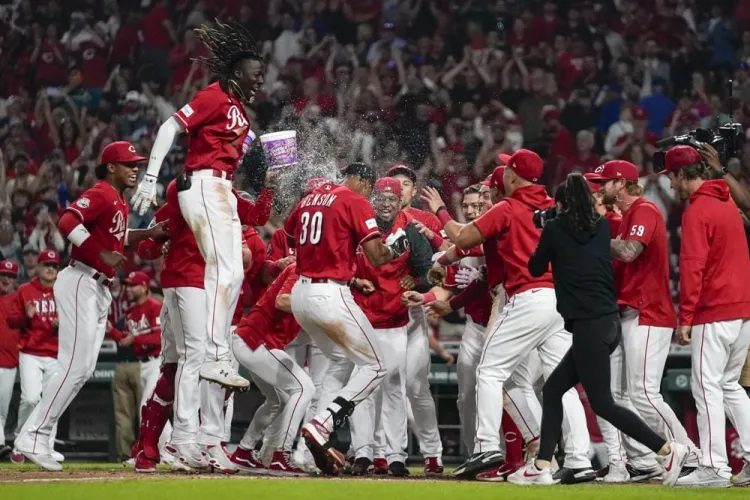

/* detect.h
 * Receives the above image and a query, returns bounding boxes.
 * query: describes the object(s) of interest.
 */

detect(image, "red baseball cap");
[497,153,511,165]
[124,271,150,287]
[480,174,491,187]
[489,165,505,192]
[632,106,648,121]
[37,250,61,265]
[373,177,402,198]
[0,260,19,277]
[589,160,639,182]
[662,146,702,174]
[386,164,417,184]
[304,177,329,195]
[100,141,147,165]
[583,173,602,192]
[506,149,543,183]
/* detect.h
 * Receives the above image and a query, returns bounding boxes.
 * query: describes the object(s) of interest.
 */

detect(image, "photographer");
[699,143,750,220]
[509,174,686,486]
[662,145,750,487]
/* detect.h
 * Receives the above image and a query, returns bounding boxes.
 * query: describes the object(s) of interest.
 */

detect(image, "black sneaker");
[452,451,504,479]
[626,463,662,482]
[0,445,11,459]
[595,465,609,481]
[553,467,597,484]
[388,461,409,477]
[352,457,374,476]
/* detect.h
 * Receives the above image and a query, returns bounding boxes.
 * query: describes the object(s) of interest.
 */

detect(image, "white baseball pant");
[233,336,314,458]
[457,318,485,453]
[350,326,408,463]
[286,330,330,422]
[197,348,239,446]
[140,357,171,454]
[15,266,111,455]
[691,319,750,477]
[178,172,244,364]
[596,342,659,468]
[0,366,17,445]
[15,353,59,451]
[474,288,591,469]
[405,307,442,458]
[161,287,206,445]
[621,308,696,454]
[291,277,385,433]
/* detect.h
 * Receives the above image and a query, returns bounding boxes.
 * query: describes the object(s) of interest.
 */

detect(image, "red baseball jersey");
[64,181,129,278]
[445,264,492,326]
[473,185,555,298]
[232,227,269,326]
[111,297,163,359]
[616,197,677,328]
[267,227,294,261]
[235,264,301,351]
[284,183,380,282]
[678,180,750,325]
[604,211,622,238]
[108,289,130,325]
[406,206,442,235]
[0,293,20,368]
[6,278,58,358]
[174,82,251,174]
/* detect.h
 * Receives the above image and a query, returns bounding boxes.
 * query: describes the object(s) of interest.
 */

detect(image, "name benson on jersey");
[300,192,337,208]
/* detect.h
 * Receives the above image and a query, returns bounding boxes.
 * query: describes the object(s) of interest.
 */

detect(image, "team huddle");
[6,21,750,488]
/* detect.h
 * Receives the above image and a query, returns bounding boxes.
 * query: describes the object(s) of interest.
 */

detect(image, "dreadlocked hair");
[195,20,261,83]
[558,173,600,235]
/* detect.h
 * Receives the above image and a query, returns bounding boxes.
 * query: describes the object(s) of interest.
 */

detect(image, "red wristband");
[428,232,444,249]
[422,292,437,305]
[436,208,453,226]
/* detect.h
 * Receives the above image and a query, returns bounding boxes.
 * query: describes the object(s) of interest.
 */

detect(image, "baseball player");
[347,177,433,477]
[13,141,166,471]
[284,163,408,474]
[449,150,593,481]
[596,159,700,477]
[132,21,266,391]
[663,145,750,487]
[7,251,62,463]
[0,260,20,459]
[387,165,445,470]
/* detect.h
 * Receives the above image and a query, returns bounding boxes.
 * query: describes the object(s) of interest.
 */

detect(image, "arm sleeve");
[406,224,435,292]
[6,291,28,329]
[283,203,300,247]
[528,222,555,277]
[449,279,488,310]
[472,201,512,241]
[678,210,710,326]
[109,326,125,342]
[236,188,274,227]
[143,117,183,178]
[278,267,298,295]
[267,229,287,261]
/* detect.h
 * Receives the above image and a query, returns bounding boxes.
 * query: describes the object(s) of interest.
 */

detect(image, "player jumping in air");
[131,20,265,391]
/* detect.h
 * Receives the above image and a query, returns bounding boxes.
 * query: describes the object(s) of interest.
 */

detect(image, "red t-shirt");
[284,183,380,282]
[174,82,251,174]
[616,197,676,328]
[0,293,20,368]
[604,211,622,238]
[35,41,66,84]
[6,278,58,358]
[235,264,301,350]
[142,4,172,49]
[472,185,555,298]
[110,24,139,65]
[119,297,162,358]
[79,40,108,88]
[65,181,129,278]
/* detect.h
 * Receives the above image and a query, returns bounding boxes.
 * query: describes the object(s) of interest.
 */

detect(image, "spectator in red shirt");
[30,24,66,87]
[530,2,561,46]
[142,0,177,51]
[556,130,600,186]
[168,29,206,92]
[544,107,575,185]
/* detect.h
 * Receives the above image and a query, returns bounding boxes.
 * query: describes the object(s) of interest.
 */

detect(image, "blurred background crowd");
[1,0,750,304]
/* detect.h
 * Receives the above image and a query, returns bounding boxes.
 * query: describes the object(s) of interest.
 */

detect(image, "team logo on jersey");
[365,218,377,230]
[226,105,248,131]
[110,211,126,241]
[180,104,194,118]
[76,197,90,209]
[82,48,96,60]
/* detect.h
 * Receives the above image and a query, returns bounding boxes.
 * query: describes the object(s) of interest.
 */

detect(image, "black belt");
[70,260,113,288]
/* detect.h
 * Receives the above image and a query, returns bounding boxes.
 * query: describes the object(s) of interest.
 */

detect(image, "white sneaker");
[685,444,702,468]
[199,361,249,391]
[168,442,209,471]
[50,450,65,463]
[603,461,629,483]
[676,466,731,488]
[19,450,63,471]
[160,450,174,465]
[659,441,689,486]
[732,461,750,486]
[202,444,238,474]
[507,463,557,485]
[123,457,136,467]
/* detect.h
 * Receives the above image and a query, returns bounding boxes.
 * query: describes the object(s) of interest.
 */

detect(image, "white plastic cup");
[259,130,298,169]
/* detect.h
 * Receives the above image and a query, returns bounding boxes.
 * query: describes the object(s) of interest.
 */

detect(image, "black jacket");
[528,214,617,321]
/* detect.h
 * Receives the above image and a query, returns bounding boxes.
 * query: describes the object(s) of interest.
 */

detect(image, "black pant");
[538,313,666,462]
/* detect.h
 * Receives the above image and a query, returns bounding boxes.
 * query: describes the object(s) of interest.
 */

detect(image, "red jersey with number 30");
[65,181,129,278]
[616,197,676,328]
[174,82,251,174]
[284,183,380,282]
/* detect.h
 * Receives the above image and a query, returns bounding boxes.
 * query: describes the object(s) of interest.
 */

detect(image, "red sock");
[502,411,523,464]
[136,364,177,460]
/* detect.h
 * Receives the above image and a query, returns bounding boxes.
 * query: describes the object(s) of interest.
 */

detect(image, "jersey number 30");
[300,211,323,245]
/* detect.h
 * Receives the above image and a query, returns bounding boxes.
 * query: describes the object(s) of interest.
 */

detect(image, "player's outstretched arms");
[132,117,184,215]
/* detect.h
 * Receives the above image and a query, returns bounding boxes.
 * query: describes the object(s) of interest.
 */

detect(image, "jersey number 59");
[300,211,323,245]
[629,225,645,237]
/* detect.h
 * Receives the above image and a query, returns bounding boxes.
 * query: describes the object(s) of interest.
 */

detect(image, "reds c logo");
[110,211,126,241]
[226,105,248,132]
[83,48,95,60]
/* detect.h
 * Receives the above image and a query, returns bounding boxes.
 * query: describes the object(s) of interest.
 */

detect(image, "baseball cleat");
[732,461,750,486]
[601,461,629,483]
[267,451,307,477]
[388,461,409,477]
[51,450,65,463]
[135,451,158,473]
[660,441,689,486]
[553,466,597,484]
[424,456,444,476]
[507,463,558,485]
[19,450,63,472]
[475,460,521,482]
[202,444,238,474]
[351,457,374,476]
[373,457,388,475]
[676,466,731,488]
[230,447,269,474]
[10,450,25,464]
[626,462,662,482]
[199,361,250,391]
[301,418,345,476]
[452,451,504,479]
[167,442,210,471]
